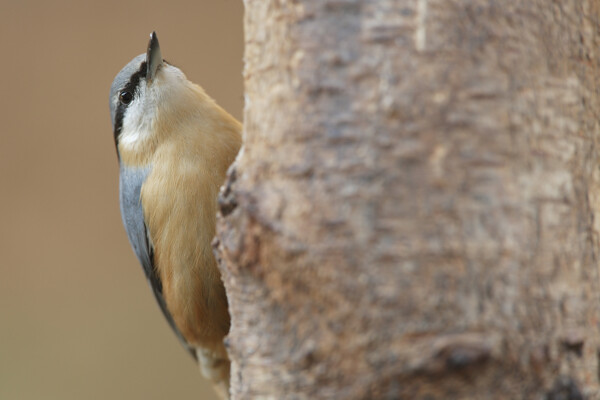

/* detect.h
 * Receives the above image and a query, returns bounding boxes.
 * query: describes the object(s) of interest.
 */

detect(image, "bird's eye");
[119,91,133,105]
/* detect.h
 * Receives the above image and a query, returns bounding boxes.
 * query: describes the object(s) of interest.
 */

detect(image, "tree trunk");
[215,1,600,398]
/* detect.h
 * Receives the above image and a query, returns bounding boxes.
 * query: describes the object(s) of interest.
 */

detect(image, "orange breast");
[140,140,231,348]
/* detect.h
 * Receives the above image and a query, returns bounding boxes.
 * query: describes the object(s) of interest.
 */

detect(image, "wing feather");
[119,164,197,360]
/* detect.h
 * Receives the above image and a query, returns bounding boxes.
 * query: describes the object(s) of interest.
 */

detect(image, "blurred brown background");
[0,1,243,399]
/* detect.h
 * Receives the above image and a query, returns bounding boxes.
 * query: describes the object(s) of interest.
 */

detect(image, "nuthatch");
[109,32,241,399]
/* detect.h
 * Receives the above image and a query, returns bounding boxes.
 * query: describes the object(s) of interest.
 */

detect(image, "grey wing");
[119,164,197,360]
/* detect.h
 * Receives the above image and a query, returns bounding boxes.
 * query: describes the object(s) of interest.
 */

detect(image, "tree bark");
[215,0,600,398]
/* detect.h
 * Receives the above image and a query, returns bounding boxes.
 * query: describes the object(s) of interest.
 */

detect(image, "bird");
[109,32,241,399]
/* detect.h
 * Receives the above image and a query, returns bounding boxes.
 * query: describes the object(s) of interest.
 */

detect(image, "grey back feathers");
[119,164,152,273]
[119,163,197,359]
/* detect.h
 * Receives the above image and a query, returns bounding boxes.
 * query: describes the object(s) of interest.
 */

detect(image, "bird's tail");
[197,343,230,400]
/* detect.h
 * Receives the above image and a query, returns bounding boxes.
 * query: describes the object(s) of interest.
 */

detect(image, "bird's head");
[109,31,241,168]
[109,32,194,156]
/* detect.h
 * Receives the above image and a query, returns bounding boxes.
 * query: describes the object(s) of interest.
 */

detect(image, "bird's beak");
[146,31,163,83]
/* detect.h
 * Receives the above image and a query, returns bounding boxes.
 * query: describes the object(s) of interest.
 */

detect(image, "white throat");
[118,64,189,153]
[119,82,156,149]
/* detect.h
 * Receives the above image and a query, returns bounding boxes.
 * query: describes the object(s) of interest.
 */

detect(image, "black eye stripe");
[113,61,148,147]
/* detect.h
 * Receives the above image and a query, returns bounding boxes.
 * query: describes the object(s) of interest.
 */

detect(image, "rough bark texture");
[215,1,600,398]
